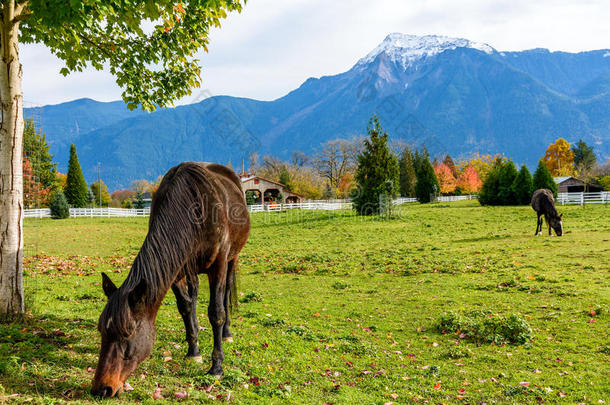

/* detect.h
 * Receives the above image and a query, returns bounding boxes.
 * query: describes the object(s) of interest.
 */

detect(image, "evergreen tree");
[23,118,57,189]
[90,180,111,206]
[512,165,533,205]
[133,192,146,209]
[479,158,505,206]
[278,167,292,191]
[497,160,518,205]
[50,192,70,219]
[443,154,458,177]
[86,189,96,208]
[352,116,399,215]
[533,159,558,196]
[64,144,89,207]
[399,146,416,197]
[415,152,439,203]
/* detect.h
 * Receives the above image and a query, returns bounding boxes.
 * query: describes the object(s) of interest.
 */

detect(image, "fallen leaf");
[152,388,163,400]
[124,382,134,392]
[175,391,188,399]
[558,392,567,398]
[458,388,466,394]
[433,382,441,390]
[87,367,95,373]
[390,393,398,399]
[520,382,530,387]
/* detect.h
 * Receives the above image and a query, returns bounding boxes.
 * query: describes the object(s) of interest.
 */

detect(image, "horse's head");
[549,213,563,236]
[91,274,156,398]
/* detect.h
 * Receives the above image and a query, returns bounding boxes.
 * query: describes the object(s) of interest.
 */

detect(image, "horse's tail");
[229,262,239,315]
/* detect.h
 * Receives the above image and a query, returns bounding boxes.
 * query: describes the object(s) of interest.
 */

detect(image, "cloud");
[21,0,610,106]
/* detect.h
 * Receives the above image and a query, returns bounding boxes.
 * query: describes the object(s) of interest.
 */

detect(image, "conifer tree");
[23,118,57,189]
[497,160,519,205]
[352,116,399,215]
[512,165,533,205]
[50,192,70,219]
[64,144,89,208]
[415,152,439,203]
[533,159,558,196]
[479,158,505,205]
[399,146,416,197]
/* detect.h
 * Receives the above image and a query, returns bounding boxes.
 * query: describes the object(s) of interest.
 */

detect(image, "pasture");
[1,201,608,404]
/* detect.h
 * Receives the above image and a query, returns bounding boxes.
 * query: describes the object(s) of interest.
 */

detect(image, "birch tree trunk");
[0,0,24,317]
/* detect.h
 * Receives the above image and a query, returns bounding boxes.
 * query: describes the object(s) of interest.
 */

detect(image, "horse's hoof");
[187,355,203,364]
[223,336,234,343]
[207,372,224,379]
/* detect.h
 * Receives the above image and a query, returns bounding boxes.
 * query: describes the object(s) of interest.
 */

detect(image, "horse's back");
[531,189,554,212]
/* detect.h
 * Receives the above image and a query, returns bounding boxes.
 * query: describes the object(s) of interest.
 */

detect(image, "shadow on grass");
[0,312,99,402]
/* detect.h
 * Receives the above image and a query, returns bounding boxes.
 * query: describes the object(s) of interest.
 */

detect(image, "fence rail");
[557,192,609,205]
[22,192,608,218]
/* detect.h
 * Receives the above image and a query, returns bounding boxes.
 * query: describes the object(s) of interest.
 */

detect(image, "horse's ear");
[101,273,118,298]
[128,279,148,312]
[559,213,563,219]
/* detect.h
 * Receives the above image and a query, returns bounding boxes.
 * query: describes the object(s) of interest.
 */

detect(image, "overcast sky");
[21,0,610,107]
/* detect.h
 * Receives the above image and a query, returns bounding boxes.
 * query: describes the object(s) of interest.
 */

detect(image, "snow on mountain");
[357,33,495,69]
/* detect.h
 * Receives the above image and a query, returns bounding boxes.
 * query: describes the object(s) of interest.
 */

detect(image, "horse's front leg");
[535,215,541,236]
[207,253,228,377]
[172,275,201,361]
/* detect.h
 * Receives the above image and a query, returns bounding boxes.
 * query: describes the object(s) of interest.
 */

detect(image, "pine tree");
[50,192,70,219]
[415,152,439,203]
[352,116,399,215]
[497,160,519,205]
[479,158,505,206]
[399,146,416,197]
[278,167,292,191]
[23,118,57,189]
[512,165,533,205]
[64,144,89,207]
[133,192,146,209]
[86,189,96,208]
[533,159,558,196]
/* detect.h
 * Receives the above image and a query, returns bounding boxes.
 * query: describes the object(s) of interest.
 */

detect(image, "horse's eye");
[120,340,133,360]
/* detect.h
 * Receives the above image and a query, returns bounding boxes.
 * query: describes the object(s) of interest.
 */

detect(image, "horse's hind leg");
[172,274,201,361]
[222,258,237,343]
[535,214,542,236]
[207,252,229,377]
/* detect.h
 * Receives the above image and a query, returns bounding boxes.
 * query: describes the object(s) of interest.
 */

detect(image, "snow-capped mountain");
[357,33,495,69]
[26,34,610,190]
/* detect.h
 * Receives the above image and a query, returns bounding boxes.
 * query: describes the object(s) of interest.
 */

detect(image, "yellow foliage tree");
[543,138,575,176]
[457,153,506,182]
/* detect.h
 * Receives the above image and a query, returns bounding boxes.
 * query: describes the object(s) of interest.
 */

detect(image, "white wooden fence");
[22,192,608,218]
[557,192,609,205]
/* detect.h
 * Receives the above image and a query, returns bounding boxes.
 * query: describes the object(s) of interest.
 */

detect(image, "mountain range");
[25,33,610,190]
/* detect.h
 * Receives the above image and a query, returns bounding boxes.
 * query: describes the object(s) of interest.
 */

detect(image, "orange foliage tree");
[457,165,483,194]
[543,138,575,176]
[434,163,457,194]
[457,153,506,182]
[23,158,51,208]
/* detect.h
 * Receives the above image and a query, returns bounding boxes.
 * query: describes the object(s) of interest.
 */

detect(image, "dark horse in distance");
[91,162,250,398]
[531,189,563,236]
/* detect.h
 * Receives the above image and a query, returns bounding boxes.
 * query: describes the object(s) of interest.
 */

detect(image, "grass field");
[1,201,609,404]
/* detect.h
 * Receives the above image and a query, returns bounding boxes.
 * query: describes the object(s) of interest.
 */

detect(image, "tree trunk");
[0,0,24,317]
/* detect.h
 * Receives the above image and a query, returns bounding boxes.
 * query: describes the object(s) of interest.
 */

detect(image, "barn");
[554,177,604,193]
[240,174,303,204]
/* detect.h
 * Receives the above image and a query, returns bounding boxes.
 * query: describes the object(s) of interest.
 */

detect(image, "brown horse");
[91,162,250,398]
[531,188,563,236]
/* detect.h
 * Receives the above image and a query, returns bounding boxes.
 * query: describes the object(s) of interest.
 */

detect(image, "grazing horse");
[91,162,250,398]
[531,189,563,236]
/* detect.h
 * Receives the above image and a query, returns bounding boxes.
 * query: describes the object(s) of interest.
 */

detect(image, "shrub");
[240,291,263,303]
[435,311,533,345]
[49,191,70,219]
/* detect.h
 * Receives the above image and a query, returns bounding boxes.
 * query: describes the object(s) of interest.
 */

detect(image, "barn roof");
[554,176,577,184]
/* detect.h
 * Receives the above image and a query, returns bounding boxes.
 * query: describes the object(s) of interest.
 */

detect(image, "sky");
[21,0,610,107]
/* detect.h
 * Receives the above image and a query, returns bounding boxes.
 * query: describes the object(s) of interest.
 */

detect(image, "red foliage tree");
[434,163,457,194]
[457,165,483,194]
[23,158,51,208]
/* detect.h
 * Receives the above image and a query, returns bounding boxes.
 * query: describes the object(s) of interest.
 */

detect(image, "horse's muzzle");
[91,386,116,398]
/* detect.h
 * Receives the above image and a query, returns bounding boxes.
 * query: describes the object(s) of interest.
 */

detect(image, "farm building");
[240,174,304,204]
[554,177,604,193]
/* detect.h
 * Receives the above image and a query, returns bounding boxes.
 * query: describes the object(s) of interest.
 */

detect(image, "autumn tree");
[398,146,416,197]
[23,118,57,189]
[22,157,50,208]
[315,139,361,189]
[457,153,506,182]
[0,0,245,316]
[434,163,457,195]
[456,166,482,194]
[90,180,111,207]
[443,154,458,178]
[544,138,575,176]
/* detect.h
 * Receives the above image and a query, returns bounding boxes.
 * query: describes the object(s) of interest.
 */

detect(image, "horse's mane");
[101,163,223,336]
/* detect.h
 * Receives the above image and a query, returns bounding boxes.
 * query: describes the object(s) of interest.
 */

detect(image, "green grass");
[1,201,609,404]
